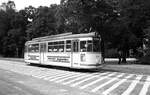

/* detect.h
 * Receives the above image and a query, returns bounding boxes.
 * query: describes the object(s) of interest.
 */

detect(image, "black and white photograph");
[0,0,150,95]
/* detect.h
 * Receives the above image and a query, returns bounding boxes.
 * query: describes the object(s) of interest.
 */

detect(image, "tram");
[24,32,104,69]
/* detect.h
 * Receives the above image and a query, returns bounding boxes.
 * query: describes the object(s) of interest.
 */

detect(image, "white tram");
[24,32,104,69]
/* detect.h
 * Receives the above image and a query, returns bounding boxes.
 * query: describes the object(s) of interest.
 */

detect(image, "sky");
[0,0,60,10]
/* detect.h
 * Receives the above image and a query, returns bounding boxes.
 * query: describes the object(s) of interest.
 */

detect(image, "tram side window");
[28,44,39,52]
[58,41,64,52]
[48,42,54,52]
[66,40,71,52]
[48,41,64,52]
[80,41,87,52]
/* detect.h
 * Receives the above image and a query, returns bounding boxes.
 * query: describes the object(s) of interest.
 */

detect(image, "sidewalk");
[105,58,137,62]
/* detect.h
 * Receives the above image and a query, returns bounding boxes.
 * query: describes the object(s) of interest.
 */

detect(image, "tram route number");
[47,56,70,63]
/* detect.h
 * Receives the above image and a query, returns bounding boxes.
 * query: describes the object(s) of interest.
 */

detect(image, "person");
[117,48,122,64]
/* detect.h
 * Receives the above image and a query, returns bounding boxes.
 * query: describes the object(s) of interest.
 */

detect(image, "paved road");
[0,60,150,95]
[0,69,45,95]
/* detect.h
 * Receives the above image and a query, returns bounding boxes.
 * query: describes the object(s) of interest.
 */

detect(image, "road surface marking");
[62,73,95,85]
[71,72,109,87]
[121,75,143,95]
[33,71,61,78]
[139,76,150,95]
[49,72,77,81]
[56,73,85,83]
[79,72,117,89]
[38,71,58,78]
[37,69,66,78]
[91,73,125,92]
[102,74,134,95]
[44,72,72,80]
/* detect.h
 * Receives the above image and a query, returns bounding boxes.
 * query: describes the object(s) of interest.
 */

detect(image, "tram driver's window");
[87,40,92,52]
[80,41,87,52]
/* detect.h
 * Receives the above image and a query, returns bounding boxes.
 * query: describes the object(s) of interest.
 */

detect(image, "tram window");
[48,46,53,52]
[80,41,87,52]
[53,45,58,52]
[28,44,39,52]
[48,42,53,45]
[66,45,71,52]
[59,41,64,45]
[87,40,93,52]
[54,41,59,45]
[93,39,101,52]
[48,41,65,52]
[66,40,71,52]
[59,45,64,52]
[66,40,71,44]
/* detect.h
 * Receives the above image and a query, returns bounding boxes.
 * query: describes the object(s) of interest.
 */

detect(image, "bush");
[139,49,150,64]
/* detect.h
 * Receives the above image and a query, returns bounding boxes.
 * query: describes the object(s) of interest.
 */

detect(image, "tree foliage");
[0,0,150,59]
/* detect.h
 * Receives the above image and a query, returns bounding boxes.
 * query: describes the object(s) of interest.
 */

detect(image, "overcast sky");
[0,0,60,10]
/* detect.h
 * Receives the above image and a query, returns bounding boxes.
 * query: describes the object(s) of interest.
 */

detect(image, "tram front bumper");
[79,63,105,69]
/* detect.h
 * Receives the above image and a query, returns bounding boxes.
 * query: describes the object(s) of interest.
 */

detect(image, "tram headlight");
[81,54,86,62]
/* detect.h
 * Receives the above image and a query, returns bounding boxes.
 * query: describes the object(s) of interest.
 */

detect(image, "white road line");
[55,73,85,83]
[79,72,116,89]
[139,76,150,95]
[62,73,95,85]
[36,70,65,78]
[102,74,134,95]
[49,72,75,81]
[44,72,72,80]
[121,75,143,95]
[38,71,59,78]
[71,72,109,87]
[33,71,56,78]
[91,73,125,92]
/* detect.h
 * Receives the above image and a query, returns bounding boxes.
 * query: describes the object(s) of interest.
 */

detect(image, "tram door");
[40,43,46,64]
[72,40,80,67]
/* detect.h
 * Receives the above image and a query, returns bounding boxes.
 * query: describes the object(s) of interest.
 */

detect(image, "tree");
[26,5,58,40]
[0,1,28,57]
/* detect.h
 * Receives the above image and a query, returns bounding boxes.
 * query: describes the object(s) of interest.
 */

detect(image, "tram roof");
[26,32,99,44]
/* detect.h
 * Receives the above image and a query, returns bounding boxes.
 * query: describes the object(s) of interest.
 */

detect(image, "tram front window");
[93,39,101,52]
[80,40,93,52]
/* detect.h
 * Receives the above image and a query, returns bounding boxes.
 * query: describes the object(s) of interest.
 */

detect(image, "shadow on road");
[27,63,119,73]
